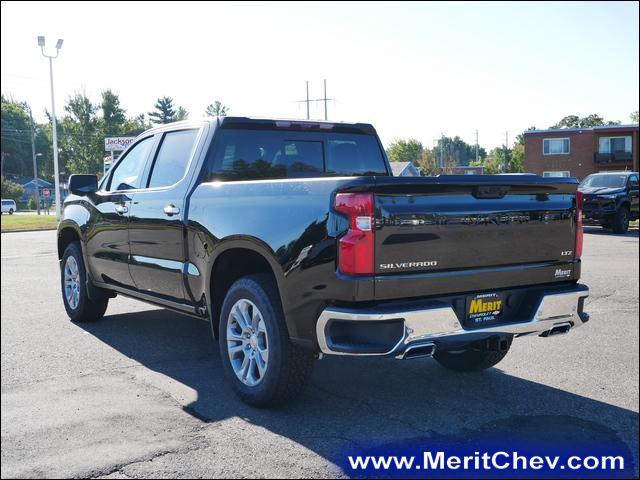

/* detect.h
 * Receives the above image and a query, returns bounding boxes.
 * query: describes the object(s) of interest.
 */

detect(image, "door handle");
[163,204,180,216]
[115,204,128,215]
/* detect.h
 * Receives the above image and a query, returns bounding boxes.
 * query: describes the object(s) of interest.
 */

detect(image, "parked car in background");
[1,199,17,214]
[579,171,639,233]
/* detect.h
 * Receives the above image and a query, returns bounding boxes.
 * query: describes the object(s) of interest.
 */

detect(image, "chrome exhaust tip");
[399,342,436,360]
[541,321,572,337]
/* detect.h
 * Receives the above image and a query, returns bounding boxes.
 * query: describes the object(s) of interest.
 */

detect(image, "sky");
[1,1,638,150]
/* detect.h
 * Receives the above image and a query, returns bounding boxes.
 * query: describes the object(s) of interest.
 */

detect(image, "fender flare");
[203,236,293,336]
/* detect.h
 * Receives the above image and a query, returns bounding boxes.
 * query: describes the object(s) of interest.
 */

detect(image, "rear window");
[204,129,387,181]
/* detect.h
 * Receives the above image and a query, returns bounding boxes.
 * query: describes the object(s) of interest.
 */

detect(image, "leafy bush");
[1,176,24,201]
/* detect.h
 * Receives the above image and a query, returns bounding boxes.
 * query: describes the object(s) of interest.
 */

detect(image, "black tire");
[434,336,513,372]
[611,207,630,234]
[61,241,108,322]
[218,274,315,407]
[8,209,14,215]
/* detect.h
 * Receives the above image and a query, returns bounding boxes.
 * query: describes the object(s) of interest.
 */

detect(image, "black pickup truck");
[58,117,589,406]
[579,171,639,234]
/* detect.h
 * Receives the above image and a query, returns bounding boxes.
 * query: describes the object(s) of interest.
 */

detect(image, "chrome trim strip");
[316,286,589,356]
[130,255,183,272]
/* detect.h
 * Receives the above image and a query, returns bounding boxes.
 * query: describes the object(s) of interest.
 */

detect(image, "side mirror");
[68,174,98,195]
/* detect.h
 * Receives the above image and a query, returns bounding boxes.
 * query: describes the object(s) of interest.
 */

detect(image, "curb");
[1,227,58,234]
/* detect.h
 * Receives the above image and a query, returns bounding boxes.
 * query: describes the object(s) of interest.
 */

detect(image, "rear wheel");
[611,207,630,234]
[61,241,109,322]
[434,336,513,372]
[219,274,315,407]
[8,208,14,215]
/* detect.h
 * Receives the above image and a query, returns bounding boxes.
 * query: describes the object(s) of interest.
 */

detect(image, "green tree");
[175,106,189,121]
[205,100,230,117]
[432,136,485,166]
[418,148,439,176]
[387,139,423,165]
[148,97,187,124]
[631,111,639,123]
[101,89,126,135]
[551,114,620,129]
[551,115,580,129]
[1,95,32,178]
[1,176,24,201]
[510,143,524,173]
[58,92,103,175]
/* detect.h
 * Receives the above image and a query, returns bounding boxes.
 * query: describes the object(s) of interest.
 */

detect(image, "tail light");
[334,193,374,275]
[575,191,584,259]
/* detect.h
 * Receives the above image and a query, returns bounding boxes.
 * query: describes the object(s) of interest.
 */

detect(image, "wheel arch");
[206,238,292,340]
[57,221,83,260]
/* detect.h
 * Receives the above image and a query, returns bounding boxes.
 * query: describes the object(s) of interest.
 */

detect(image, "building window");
[598,136,632,154]
[543,138,570,155]
[543,171,571,178]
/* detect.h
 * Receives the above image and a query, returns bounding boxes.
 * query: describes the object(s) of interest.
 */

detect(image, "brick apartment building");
[524,124,639,180]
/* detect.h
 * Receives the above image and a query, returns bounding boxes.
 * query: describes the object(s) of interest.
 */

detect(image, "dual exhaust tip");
[399,342,436,360]
[541,321,572,337]
[401,321,573,359]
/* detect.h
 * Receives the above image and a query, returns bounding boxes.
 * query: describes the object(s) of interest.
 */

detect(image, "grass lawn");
[1,214,58,232]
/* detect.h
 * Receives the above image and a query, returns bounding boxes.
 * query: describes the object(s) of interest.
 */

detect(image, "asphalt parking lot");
[1,228,638,478]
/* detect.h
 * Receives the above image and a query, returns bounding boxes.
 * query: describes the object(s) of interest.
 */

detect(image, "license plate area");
[466,292,504,327]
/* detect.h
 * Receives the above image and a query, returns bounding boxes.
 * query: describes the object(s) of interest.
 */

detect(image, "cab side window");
[629,175,638,189]
[107,137,154,191]
[147,129,199,188]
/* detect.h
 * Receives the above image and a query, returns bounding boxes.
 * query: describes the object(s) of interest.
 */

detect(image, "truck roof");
[217,116,377,135]
[588,171,638,176]
[139,116,378,137]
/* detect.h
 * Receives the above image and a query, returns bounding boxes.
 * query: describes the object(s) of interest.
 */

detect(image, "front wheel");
[219,274,315,407]
[61,241,109,322]
[8,208,14,215]
[434,336,513,372]
[611,207,630,234]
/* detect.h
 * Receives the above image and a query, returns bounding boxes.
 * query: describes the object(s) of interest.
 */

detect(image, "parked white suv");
[1,199,17,214]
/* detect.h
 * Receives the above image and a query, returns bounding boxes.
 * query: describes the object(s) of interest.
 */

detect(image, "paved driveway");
[1,228,638,478]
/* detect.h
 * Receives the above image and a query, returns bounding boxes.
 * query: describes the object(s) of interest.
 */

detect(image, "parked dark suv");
[579,171,639,233]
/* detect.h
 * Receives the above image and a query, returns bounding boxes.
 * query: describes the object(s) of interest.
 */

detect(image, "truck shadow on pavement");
[79,309,638,477]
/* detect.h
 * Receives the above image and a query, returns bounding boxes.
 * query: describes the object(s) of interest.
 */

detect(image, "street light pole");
[38,36,63,220]
[28,107,41,215]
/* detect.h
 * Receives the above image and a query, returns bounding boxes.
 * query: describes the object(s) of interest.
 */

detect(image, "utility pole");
[474,130,478,163]
[29,107,41,215]
[305,80,310,120]
[297,80,334,120]
[504,130,509,173]
[323,79,328,120]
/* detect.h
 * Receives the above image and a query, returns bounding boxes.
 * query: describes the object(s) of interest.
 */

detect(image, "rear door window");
[205,129,387,181]
[147,129,199,188]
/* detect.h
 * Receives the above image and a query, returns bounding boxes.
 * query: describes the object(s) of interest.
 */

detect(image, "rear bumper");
[316,283,589,358]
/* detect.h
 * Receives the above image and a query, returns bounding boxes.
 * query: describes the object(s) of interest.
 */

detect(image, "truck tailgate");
[372,175,580,300]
